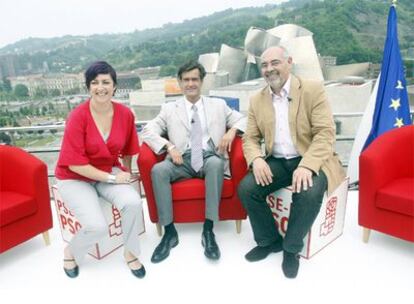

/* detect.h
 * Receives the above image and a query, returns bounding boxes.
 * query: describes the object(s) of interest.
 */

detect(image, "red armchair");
[138,137,248,235]
[359,125,414,243]
[0,145,53,253]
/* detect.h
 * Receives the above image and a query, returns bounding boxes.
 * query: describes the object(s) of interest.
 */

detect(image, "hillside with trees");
[0,0,412,76]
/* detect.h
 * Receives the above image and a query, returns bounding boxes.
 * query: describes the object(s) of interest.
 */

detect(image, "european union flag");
[363,4,412,150]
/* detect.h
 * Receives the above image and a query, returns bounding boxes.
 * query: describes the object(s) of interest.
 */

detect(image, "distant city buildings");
[6,66,160,97]
[133,66,160,80]
[116,72,141,95]
[8,73,85,97]
[129,78,180,106]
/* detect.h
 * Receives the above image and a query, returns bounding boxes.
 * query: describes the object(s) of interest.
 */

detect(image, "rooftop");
[0,191,412,303]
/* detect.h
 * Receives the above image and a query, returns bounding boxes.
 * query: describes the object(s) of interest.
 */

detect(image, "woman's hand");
[115,171,131,184]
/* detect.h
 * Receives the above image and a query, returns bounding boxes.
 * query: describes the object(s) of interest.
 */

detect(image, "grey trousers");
[151,149,224,226]
[57,172,142,264]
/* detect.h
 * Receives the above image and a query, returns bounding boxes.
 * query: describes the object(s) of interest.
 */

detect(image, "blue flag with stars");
[363,4,412,150]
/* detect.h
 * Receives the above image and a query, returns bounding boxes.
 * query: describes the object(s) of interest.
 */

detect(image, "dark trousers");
[238,156,327,254]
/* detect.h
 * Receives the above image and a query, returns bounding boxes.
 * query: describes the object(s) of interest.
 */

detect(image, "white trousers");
[57,175,142,264]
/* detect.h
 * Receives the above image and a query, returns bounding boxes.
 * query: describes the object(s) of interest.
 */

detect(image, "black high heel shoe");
[127,258,146,278]
[63,259,79,278]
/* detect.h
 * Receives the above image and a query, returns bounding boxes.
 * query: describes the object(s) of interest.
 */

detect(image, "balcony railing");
[1,111,413,179]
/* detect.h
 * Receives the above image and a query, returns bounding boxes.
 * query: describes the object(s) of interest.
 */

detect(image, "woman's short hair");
[84,61,117,89]
[177,61,206,81]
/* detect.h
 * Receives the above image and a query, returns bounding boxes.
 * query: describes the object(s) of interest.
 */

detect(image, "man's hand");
[292,167,313,193]
[168,147,183,165]
[252,157,273,186]
[218,128,237,154]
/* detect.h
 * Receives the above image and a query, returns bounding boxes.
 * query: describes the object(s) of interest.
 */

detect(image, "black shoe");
[151,232,179,263]
[63,259,79,278]
[201,230,220,260]
[282,250,300,279]
[245,241,283,262]
[127,258,146,279]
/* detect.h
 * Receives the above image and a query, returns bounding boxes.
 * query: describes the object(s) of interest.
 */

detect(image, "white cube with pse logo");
[266,178,348,259]
[52,178,145,260]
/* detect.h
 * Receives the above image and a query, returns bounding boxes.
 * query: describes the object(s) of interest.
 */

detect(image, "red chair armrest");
[229,136,248,185]
[137,143,166,222]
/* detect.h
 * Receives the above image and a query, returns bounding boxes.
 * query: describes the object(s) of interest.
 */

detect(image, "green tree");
[0,132,12,144]
[14,84,29,97]
[160,65,177,77]
[64,87,81,95]
[48,102,55,111]
[41,105,48,115]
[2,77,12,92]
[34,88,48,98]
[50,89,61,96]
[0,118,8,127]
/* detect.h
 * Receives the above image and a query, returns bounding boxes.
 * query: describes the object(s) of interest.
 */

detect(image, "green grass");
[15,135,56,148]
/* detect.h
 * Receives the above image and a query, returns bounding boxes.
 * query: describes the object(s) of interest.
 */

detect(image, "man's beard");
[265,72,285,92]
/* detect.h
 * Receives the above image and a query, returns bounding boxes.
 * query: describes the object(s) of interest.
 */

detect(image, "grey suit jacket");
[142,96,247,176]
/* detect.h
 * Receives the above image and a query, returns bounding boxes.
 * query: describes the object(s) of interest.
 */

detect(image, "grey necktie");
[191,105,203,172]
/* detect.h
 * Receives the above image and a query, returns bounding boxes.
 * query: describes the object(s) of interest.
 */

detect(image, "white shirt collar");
[269,75,291,100]
[184,96,203,117]
[184,96,203,111]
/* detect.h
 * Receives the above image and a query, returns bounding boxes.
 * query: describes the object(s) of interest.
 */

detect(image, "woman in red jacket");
[55,61,145,279]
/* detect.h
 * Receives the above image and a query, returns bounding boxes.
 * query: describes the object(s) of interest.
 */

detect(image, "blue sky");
[0,0,286,48]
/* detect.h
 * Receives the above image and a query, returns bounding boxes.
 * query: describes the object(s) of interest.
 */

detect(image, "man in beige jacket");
[238,46,345,278]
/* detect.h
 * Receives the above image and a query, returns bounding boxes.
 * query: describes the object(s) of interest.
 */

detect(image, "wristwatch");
[106,174,116,184]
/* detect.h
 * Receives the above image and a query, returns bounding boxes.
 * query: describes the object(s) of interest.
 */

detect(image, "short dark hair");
[177,61,206,81]
[84,61,117,89]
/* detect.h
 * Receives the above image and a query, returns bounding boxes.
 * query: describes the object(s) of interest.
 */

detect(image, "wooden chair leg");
[363,228,371,243]
[236,220,242,234]
[42,231,51,246]
[156,223,163,237]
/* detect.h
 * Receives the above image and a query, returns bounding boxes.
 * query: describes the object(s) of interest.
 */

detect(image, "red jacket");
[55,99,139,181]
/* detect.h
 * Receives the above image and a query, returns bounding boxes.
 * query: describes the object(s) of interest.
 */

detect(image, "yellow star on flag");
[394,117,404,128]
[389,98,401,111]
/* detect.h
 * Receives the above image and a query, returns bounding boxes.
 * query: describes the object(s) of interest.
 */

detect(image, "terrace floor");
[0,191,412,304]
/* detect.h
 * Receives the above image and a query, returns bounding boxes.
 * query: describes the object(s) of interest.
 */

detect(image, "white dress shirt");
[271,77,300,159]
[185,97,211,150]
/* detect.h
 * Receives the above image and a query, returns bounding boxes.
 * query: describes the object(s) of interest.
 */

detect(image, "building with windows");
[9,73,85,97]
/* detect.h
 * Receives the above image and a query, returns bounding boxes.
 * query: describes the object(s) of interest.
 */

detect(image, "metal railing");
[1,111,413,179]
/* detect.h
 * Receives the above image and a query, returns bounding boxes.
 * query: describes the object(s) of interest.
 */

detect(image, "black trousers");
[238,156,327,254]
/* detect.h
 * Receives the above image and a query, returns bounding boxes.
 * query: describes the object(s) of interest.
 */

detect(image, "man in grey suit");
[142,61,246,262]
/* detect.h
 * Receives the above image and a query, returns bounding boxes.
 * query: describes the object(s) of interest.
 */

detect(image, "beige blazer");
[243,75,345,194]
